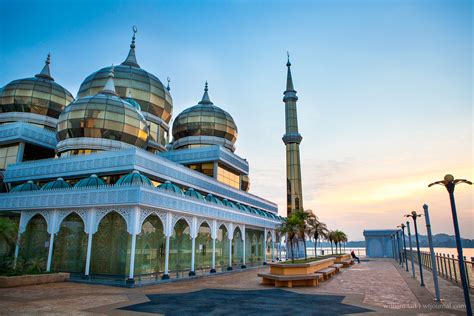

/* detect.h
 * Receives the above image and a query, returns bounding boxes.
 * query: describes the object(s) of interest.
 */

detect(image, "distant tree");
[277,215,300,262]
[292,209,311,260]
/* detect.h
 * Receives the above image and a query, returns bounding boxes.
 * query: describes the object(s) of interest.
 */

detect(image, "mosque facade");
[0,29,283,285]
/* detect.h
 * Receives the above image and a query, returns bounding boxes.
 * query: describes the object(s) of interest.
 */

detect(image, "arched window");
[232,227,243,267]
[20,214,49,271]
[134,215,165,280]
[52,213,87,273]
[169,219,192,278]
[91,212,130,277]
[195,222,212,273]
[216,225,229,271]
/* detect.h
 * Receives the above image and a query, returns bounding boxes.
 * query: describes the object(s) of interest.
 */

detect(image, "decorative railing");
[405,249,474,290]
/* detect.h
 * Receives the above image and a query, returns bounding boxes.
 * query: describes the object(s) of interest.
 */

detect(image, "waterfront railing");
[405,250,474,290]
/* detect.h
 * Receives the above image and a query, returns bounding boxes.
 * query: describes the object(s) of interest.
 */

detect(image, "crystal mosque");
[0,28,289,285]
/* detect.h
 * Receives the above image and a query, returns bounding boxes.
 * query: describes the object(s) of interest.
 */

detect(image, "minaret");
[282,53,303,216]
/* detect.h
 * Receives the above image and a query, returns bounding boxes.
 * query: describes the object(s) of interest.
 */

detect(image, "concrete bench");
[315,267,337,280]
[258,272,323,288]
[330,264,344,273]
[342,259,354,268]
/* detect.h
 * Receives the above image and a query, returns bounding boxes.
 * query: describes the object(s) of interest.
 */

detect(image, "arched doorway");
[91,211,130,278]
[20,214,49,271]
[195,222,212,274]
[169,219,192,278]
[134,215,165,280]
[216,224,229,271]
[52,213,87,273]
[232,227,243,268]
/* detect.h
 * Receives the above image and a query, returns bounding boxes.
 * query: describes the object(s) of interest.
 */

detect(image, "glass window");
[0,144,19,169]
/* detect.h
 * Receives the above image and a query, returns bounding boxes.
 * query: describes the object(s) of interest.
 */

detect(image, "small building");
[363,229,402,258]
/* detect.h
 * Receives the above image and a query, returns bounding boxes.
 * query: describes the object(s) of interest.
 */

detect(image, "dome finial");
[101,65,118,96]
[35,53,54,81]
[167,77,171,91]
[122,26,140,68]
[199,81,213,105]
[285,51,295,92]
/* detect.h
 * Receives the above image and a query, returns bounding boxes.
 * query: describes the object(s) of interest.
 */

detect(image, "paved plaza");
[0,259,471,315]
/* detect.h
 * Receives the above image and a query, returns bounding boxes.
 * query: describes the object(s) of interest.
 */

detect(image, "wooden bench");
[330,264,344,273]
[342,259,354,268]
[258,272,323,288]
[315,267,337,280]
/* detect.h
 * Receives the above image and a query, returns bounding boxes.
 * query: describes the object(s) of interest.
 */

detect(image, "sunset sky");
[0,0,472,240]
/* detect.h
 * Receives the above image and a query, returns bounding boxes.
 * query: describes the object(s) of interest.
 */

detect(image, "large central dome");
[172,82,238,152]
[76,28,172,151]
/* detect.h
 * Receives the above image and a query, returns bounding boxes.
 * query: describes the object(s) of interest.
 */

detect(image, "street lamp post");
[398,224,408,271]
[406,221,416,278]
[429,174,472,315]
[396,231,402,265]
[423,204,441,302]
[405,211,425,287]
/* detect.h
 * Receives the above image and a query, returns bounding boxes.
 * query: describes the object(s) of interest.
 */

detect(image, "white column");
[190,237,196,276]
[13,221,22,269]
[163,235,170,279]
[46,233,55,272]
[210,220,217,273]
[85,232,93,276]
[272,230,276,262]
[211,238,216,273]
[162,212,172,280]
[241,225,246,268]
[228,237,233,270]
[128,233,137,280]
[84,209,96,277]
[263,229,267,265]
[127,207,140,284]
[46,210,58,272]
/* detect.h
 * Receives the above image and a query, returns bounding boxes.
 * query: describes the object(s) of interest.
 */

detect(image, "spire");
[100,66,118,96]
[122,26,140,68]
[198,81,213,105]
[285,51,295,92]
[166,77,171,91]
[35,53,54,81]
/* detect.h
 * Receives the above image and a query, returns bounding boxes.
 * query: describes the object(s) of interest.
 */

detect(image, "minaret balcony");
[282,133,303,145]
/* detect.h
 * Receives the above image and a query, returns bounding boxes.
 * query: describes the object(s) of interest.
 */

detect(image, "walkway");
[0,258,470,315]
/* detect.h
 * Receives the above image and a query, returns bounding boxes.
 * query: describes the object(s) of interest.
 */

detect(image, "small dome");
[172,82,238,152]
[236,203,250,213]
[248,206,259,215]
[222,198,238,210]
[74,174,106,188]
[10,180,40,192]
[157,180,184,195]
[0,54,74,123]
[185,187,205,200]
[115,170,152,186]
[205,194,223,206]
[57,69,149,152]
[41,177,71,190]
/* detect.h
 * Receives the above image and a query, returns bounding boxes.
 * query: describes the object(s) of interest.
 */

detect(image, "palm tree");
[332,230,347,254]
[340,232,348,253]
[328,231,336,254]
[292,209,311,260]
[306,214,328,258]
[277,215,300,262]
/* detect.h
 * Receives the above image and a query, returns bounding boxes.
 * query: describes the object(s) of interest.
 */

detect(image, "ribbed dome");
[74,174,106,188]
[57,69,149,152]
[205,194,223,206]
[115,170,152,186]
[172,82,238,152]
[0,54,74,124]
[41,178,71,190]
[157,180,184,195]
[123,96,141,111]
[10,180,40,192]
[184,188,205,200]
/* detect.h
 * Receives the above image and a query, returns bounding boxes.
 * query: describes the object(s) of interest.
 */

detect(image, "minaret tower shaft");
[282,54,303,216]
